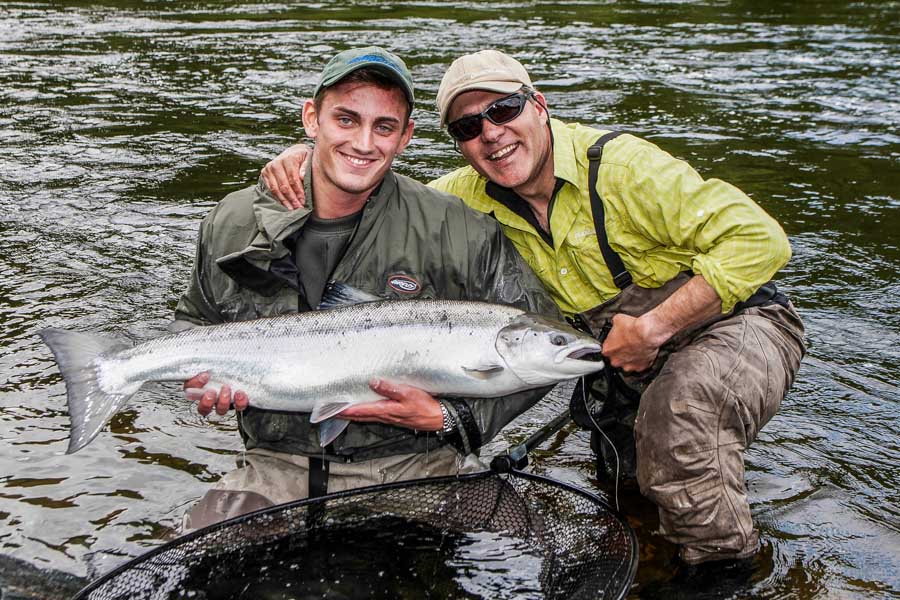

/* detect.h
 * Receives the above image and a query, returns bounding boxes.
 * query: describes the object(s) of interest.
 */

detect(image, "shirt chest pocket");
[565,230,610,281]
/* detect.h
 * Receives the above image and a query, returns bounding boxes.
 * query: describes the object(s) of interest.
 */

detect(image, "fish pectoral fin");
[310,398,355,423]
[461,363,505,380]
[318,418,351,447]
[311,396,356,446]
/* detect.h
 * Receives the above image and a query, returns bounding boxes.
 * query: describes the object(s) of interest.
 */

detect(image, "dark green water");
[170,518,544,600]
[0,1,897,598]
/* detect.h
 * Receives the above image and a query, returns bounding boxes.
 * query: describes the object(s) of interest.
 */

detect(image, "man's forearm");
[603,274,722,372]
[640,274,722,348]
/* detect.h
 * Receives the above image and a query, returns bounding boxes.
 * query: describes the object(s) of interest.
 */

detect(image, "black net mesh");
[74,471,637,600]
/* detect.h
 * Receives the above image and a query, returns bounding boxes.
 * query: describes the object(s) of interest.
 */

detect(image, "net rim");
[73,468,638,600]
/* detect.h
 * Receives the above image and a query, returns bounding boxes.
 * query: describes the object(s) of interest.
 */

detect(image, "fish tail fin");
[38,328,134,454]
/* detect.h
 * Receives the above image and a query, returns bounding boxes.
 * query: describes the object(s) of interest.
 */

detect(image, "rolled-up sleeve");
[613,142,791,313]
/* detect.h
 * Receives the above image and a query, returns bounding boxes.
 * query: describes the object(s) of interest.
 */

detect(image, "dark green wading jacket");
[172,170,561,462]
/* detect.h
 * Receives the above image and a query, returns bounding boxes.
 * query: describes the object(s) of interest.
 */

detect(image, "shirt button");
[560,268,568,275]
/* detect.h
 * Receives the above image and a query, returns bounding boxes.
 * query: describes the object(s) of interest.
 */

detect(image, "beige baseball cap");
[436,50,533,126]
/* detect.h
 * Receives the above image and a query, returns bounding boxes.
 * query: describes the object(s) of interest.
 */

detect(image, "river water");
[0,1,897,598]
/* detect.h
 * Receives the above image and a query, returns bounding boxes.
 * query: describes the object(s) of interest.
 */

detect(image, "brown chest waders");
[569,132,787,481]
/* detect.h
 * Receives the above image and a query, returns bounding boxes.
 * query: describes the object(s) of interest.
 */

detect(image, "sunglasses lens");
[485,95,526,125]
[448,116,482,142]
[447,92,529,142]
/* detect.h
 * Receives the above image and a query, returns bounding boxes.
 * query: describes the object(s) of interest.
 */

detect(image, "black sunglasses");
[446,91,534,142]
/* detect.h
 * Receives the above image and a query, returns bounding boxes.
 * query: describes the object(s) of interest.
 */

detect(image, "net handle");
[489,408,572,473]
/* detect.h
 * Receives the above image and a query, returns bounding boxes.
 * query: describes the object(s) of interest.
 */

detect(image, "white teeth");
[489,144,517,160]
[344,155,372,166]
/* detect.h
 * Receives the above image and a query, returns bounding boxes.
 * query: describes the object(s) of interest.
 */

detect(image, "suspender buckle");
[613,271,633,289]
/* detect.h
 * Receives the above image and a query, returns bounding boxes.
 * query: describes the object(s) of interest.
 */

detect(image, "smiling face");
[447,89,553,195]
[303,80,414,214]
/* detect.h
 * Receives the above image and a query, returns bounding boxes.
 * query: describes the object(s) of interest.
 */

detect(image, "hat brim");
[440,80,524,125]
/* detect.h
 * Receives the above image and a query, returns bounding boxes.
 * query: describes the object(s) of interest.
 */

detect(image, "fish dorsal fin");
[461,363,505,380]
[318,281,382,310]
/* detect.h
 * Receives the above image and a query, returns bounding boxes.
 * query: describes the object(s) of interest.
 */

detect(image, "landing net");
[74,470,637,600]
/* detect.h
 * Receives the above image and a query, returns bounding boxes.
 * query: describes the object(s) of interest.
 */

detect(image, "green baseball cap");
[314,46,415,107]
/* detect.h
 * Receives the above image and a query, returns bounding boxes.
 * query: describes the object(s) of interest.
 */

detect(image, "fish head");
[496,315,604,385]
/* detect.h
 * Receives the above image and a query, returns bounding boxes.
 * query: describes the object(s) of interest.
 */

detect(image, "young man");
[261,50,805,566]
[173,47,559,529]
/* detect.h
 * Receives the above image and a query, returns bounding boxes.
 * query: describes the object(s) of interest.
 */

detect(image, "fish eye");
[550,334,567,346]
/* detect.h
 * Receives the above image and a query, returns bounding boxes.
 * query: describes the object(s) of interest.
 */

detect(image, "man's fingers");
[278,185,299,209]
[262,161,297,209]
[184,387,206,402]
[233,390,249,412]
[215,385,232,416]
[261,166,278,201]
[279,158,305,209]
[192,385,247,416]
[266,160,304,210]
[340,399,395,420]
[294,155,309,199]
[369,377,390,396]
[198,389,217,416]
[183,371,210,390]
[369,377,408,400]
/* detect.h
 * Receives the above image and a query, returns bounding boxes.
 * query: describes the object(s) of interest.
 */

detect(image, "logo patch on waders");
[388,275,421,294]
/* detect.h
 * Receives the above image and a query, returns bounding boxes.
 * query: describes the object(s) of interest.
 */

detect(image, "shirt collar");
[548,118,580,188]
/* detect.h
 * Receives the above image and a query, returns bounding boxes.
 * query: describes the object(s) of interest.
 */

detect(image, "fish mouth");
[555,342,603,364]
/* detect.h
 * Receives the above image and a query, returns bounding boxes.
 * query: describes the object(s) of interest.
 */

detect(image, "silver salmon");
[39,294,603,454]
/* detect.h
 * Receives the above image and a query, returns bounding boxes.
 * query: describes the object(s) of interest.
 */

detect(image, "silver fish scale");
[98,300,528,412]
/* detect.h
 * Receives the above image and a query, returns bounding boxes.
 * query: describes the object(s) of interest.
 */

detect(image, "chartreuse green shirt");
[429,118,791,317]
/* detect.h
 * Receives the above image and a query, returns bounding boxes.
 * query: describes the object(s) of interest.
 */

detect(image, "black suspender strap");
[587,131,633,290]
[308,456,330,498]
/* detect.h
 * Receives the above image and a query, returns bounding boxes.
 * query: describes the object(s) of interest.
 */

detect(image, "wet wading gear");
[578,272,804,564]
[575,135,803,565]
[182,445,483,532]
[430,122,805,564]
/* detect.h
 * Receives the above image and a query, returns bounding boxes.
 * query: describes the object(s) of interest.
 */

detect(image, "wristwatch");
[438,400,457,435]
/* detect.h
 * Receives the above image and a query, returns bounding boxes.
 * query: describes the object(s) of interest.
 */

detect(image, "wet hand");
[601,314,664,373]
[339,378,444,432]
[183,372,249,416]
[260,143,311,210]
